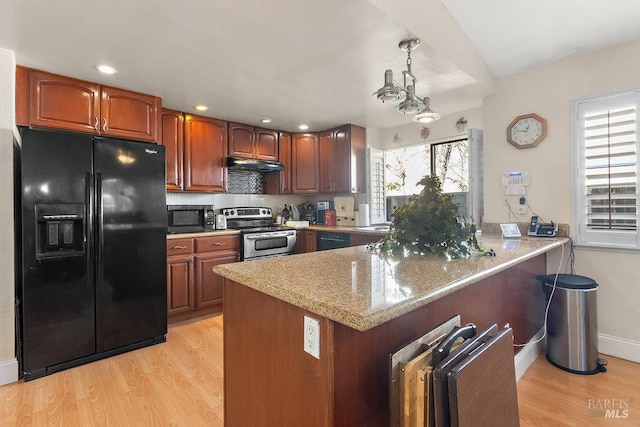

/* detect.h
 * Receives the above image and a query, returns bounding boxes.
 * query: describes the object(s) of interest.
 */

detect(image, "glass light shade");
[412,98,440,122]
[413,108,441,123]
[373,70,406,102]
[395,85,426,114]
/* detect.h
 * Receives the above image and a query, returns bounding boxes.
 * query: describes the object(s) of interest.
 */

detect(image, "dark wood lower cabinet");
[223,254,546,426]
[167,235,239,324]
[304,230,317,252]
[167,255,194,316]
[195,251,237,309]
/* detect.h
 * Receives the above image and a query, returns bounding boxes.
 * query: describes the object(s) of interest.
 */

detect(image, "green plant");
[369,175,493,259]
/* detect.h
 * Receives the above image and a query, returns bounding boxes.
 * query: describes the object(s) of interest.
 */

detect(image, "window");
[367,130,483,224]
[573,89,640,248]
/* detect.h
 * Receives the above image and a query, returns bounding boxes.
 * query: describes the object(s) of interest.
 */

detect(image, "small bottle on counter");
[276,214,283,225]
[282,204,290,221]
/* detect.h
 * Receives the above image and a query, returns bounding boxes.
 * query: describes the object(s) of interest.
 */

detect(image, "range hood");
[226,156,284,172]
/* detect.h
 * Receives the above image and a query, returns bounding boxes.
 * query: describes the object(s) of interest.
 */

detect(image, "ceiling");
[1,0,640,132]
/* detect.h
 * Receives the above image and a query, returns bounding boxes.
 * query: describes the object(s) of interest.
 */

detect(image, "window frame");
[370,131,482,224]
[571,88,640,250]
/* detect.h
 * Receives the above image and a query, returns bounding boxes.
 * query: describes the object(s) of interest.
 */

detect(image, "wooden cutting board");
[418,366,435,427]
[390,316,460,426]
[400,345,437,426]
[447,328,519,427]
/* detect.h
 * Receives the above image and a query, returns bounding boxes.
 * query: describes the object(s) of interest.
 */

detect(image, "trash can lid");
[536,274,597,290]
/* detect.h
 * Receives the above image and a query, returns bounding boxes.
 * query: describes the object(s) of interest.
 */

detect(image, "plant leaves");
[368,175,493,259]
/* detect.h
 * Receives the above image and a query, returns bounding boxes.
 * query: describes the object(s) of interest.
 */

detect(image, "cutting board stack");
[391,317,520,427]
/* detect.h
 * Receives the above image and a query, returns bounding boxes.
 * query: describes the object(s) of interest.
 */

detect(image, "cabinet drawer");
[167,238,194,256]
[195,235,239,253]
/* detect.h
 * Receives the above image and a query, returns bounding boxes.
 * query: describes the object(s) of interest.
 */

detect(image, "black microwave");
[167,205,215,234]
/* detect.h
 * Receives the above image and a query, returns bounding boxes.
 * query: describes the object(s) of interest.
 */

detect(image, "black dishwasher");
[317,231,350,251]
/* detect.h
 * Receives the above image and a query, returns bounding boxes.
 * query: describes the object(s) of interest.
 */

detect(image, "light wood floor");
[518,351,640,426]
[0,314,638,426]
[0,315,224,426]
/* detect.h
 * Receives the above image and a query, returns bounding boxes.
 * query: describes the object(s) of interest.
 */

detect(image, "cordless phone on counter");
[527,215,557,237]
[528,216,538,235]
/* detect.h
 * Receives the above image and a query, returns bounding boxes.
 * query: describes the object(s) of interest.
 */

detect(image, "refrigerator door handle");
[85,172,94,288]
[95,172,103,288]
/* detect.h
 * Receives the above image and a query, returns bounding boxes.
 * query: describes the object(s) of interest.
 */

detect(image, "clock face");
[507,114,547,148]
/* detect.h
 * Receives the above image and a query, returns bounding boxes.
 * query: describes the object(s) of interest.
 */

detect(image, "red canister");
[324,209,337,226]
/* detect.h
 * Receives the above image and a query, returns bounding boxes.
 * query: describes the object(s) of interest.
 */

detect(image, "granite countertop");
[213,233,568,331]
[167,230,241,239]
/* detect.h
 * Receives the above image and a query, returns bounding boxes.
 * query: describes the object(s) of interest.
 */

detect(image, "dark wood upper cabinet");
[254,127,278,160]
[278,131,292,193]
[25,68,160,142]
[160,109,184,191]
[15,65,31,126]
[29,69,101,134]
[100,86,160,142]
[184,114,227,192]
[264,131,291,194]
[228,122,255,158]
[319,124,366,193]
[319,130,333,193]
[292,133,319,194]
[229,122,278,160]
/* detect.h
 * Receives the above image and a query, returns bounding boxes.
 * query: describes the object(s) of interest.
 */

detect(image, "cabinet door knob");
[172,245,187,249]
[103,118,107,132]
[213,242,226,246]
[94,117,99,131]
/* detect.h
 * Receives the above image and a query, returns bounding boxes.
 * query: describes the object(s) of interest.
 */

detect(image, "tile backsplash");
[226,170,264,194]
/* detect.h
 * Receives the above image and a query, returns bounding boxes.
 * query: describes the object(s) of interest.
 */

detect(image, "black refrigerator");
[16,126,167,381]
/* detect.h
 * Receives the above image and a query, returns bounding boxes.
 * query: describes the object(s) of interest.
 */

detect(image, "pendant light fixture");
[373,38,440,122]
[412,97,441,123]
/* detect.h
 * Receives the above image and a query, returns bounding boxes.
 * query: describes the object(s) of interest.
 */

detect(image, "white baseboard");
[598,333,640,363]
[0,358,19,386]
[514,328,545,382]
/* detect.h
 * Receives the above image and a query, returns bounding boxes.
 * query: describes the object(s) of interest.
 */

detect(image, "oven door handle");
[245,231,296,240]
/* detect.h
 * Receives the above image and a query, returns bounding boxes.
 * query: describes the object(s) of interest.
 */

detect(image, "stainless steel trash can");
[538,274,606,375]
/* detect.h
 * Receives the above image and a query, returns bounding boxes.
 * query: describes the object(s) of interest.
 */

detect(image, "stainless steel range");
[222,207,296,261]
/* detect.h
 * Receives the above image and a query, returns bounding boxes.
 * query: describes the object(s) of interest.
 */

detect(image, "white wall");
[0,48,18,385]
[373,107,483,149]
[483,39,640,360]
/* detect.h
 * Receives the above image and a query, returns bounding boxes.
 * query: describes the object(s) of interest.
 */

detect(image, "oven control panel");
[221,207,272,219]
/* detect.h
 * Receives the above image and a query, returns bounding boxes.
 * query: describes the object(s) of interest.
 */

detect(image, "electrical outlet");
[304,316,320,359]
[518,196,527,214]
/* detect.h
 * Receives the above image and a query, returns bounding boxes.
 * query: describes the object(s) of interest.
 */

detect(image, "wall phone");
[527,216,557,237]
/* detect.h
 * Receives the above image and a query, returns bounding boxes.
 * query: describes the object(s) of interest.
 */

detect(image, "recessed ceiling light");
[260,118,272,124]
[96,65,117,75]
[298,124,309,130]
[194,105,209,112]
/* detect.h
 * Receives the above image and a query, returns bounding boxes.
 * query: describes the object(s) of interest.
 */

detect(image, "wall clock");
[506,113,547,148]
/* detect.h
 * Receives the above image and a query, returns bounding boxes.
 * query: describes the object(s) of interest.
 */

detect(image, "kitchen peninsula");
[214,234,568,426]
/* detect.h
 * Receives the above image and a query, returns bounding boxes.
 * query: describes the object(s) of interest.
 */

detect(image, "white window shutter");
[574,89,640,248]
[367,147,386,224]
